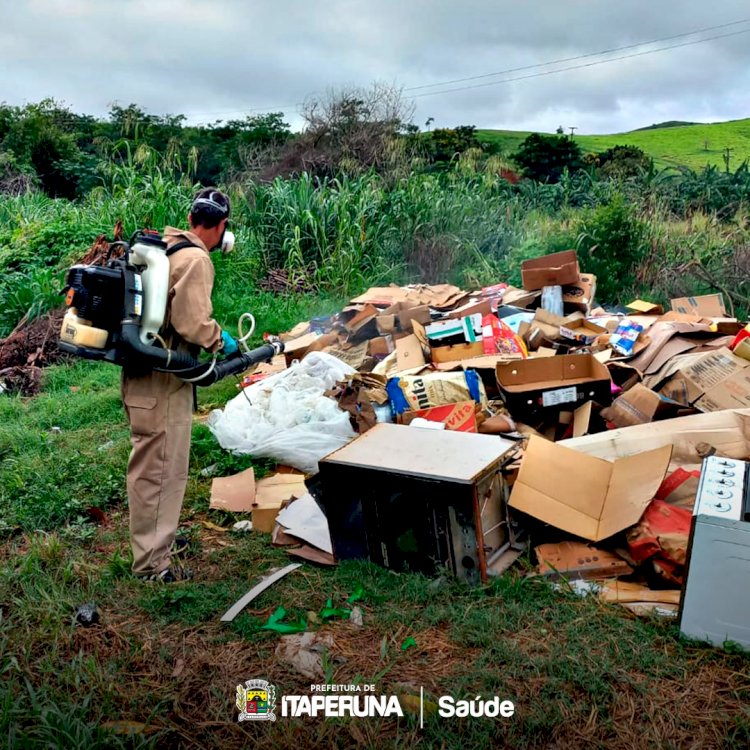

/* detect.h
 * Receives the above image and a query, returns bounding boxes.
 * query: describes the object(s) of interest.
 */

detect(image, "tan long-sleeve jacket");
[160,227,223,354]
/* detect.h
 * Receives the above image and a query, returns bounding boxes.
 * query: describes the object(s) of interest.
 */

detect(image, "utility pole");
[568,126,577,137]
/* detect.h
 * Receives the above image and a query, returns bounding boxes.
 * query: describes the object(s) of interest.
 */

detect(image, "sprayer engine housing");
[64,264,124,332]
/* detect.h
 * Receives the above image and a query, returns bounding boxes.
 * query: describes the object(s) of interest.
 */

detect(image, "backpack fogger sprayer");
[57,230,284,385]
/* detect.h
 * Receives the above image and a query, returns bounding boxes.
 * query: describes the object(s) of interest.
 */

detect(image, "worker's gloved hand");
[221,330,239,356]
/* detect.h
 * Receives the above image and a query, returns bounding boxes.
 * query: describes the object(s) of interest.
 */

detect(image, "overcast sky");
[2,1,749,134]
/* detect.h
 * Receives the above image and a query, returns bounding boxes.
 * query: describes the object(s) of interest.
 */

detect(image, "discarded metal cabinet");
[317,423,519,585]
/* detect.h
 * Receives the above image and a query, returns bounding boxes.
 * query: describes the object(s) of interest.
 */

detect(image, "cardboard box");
[559,319,608,345]
[496,353,612,417]
[521,250,580,291]
[399,401,478,432]
[412,317,486,364]
[430,340,485,364]
[670,293,727,318]
[342,304,379,334]
[425,314,482,343]
[376,301,431,334]
[367,336,394,357]
[562,274,597,314]
[509,436,672,541]
[443,298,493,321]
[601,384,693,428]
[530,309,584,342]
[659,347,750,412]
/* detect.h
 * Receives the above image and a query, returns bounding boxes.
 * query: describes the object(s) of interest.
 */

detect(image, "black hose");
[181,341,284,387]
[122,322,284,386]
[120,321,199,369]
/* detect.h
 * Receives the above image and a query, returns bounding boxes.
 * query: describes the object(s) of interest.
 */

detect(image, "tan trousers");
[122,370,193,575]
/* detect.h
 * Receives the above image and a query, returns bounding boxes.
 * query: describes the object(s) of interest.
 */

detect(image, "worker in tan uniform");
[122,188,238,582]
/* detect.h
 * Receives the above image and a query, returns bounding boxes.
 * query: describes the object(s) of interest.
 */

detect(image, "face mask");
[220,230,235,254]
[213,227,235,254]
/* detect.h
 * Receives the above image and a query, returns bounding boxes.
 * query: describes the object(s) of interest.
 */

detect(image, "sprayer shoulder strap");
[166,240,199,256]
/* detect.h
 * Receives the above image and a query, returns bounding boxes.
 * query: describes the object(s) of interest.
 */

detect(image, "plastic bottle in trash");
[541,286,563,317]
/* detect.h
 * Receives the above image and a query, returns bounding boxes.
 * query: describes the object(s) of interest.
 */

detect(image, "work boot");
[170,536,191,559]
[136,564,193,583]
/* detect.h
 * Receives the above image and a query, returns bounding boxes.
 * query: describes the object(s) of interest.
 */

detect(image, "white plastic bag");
[207,351,357,474]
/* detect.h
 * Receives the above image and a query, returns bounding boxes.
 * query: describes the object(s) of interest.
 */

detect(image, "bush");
[574,196,648,303]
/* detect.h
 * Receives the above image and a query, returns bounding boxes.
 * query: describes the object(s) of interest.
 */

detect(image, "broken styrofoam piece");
[220,563,301,623]
[232,520,253,532]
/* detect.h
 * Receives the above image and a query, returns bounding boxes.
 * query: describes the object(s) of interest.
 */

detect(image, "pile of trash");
[208,249,750,645]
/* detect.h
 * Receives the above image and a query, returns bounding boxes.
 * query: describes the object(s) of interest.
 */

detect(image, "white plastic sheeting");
[208,351,356,474]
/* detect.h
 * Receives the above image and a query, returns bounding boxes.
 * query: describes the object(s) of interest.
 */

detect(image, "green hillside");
[477,118,750,170]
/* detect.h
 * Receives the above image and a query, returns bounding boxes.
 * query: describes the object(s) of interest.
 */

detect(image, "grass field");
[477,117,750,170]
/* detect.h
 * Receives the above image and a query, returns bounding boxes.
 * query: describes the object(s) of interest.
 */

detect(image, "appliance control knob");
[708,500,732,512]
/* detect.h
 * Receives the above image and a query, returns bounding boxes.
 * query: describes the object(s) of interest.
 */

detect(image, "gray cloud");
[1,1,749,133]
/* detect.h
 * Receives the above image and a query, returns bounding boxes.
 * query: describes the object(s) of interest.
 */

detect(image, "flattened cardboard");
[283,332,321,360]
[626,321,713,374]
[681,347,750,412]
[509,437,672,541]
[351,284,466,310]
[559,408,750,464]
[399,401,478,432]
[209,468,256,512]
[444,298,493,321]
[522,250,580,291]
[670,293,727,318]
[324,341,370,369]
[395,334,427,370]
[627,299,664,315]
[502,288,540,308]
[573,401,593,437]
[281,321,311,341]
[535,541,633,579]
[496,353,612,418]
[253,473,308,533]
